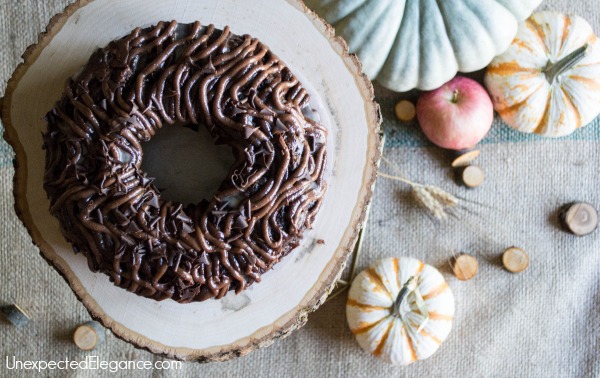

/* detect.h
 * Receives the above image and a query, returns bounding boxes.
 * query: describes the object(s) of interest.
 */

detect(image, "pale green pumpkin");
[305,0,543,92]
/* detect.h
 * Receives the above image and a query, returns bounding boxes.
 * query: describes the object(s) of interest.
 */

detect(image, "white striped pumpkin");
[485,11,600,137]
[346,257,455,365]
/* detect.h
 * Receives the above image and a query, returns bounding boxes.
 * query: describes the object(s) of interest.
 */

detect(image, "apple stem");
[452,90,459,104]
[544,44,589,84]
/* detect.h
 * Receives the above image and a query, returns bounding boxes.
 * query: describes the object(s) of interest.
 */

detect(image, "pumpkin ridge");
[415,261,425,276]
[572,61,600,68]
[417,0,427,82]
[432,0,478,71]
[429,311,454,321]
[486,61,539,76]
[364,267,392,299]
[496,81,543,116]
[411,261,425,298]
[532,90,552,135]
[585,35,599,50]
[325,0,364,24]
[422,282,449,301]
[351,317,386,335]
[409,320,442,345]
[442,0,497,66]
[559,15,573,54]
[568,75,600,91]
[560,86,582,128]
[347,298,389,312]
[372,320,394,357]
[402,324,418,363]
[513,38,537,55]
[392,257,400,292]
[432,0,453,55]
[420,328,442,345]
[337,0,393,54]
[489,0,511,18]
[525,17,550,56]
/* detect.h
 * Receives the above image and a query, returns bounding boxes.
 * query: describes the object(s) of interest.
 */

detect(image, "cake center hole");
[140,123,235,206]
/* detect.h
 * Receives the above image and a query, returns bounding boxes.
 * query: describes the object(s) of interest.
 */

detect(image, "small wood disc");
[451,150,480,168]
[451,254,478,281]
[561,202,598,236]
[394,100,416,122]
[460,165,484,188]
[502,247,529,273]
[73,322,104,351]
[1,304,30,327]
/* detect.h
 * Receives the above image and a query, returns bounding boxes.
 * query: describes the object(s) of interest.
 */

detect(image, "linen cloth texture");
[0,0,598,377]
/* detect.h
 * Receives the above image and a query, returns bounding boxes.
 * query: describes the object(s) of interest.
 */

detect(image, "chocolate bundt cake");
[43,21,327,303]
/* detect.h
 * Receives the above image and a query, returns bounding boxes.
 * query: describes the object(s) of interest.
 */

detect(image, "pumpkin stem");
[392,276,418,318]
[544,44,590,84]
[393,276,430,331]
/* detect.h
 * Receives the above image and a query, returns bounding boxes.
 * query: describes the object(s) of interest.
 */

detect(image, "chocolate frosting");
[43,21,327,303]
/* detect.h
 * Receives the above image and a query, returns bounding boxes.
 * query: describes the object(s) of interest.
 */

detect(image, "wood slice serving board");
[1,0,381,361]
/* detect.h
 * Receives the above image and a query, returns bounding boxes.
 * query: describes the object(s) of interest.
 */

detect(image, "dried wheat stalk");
[379,157,459,220]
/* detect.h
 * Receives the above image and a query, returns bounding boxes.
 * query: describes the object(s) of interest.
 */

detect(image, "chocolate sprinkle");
[42,21,328,303]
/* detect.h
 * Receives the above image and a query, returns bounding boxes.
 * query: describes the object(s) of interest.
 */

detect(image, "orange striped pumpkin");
[485,11,600,137]
[346,257,454,365]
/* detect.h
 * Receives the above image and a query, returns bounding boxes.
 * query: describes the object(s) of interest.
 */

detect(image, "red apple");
[416,76,493,150]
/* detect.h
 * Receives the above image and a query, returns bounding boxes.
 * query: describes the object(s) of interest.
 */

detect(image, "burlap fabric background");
[1,1,599,377]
